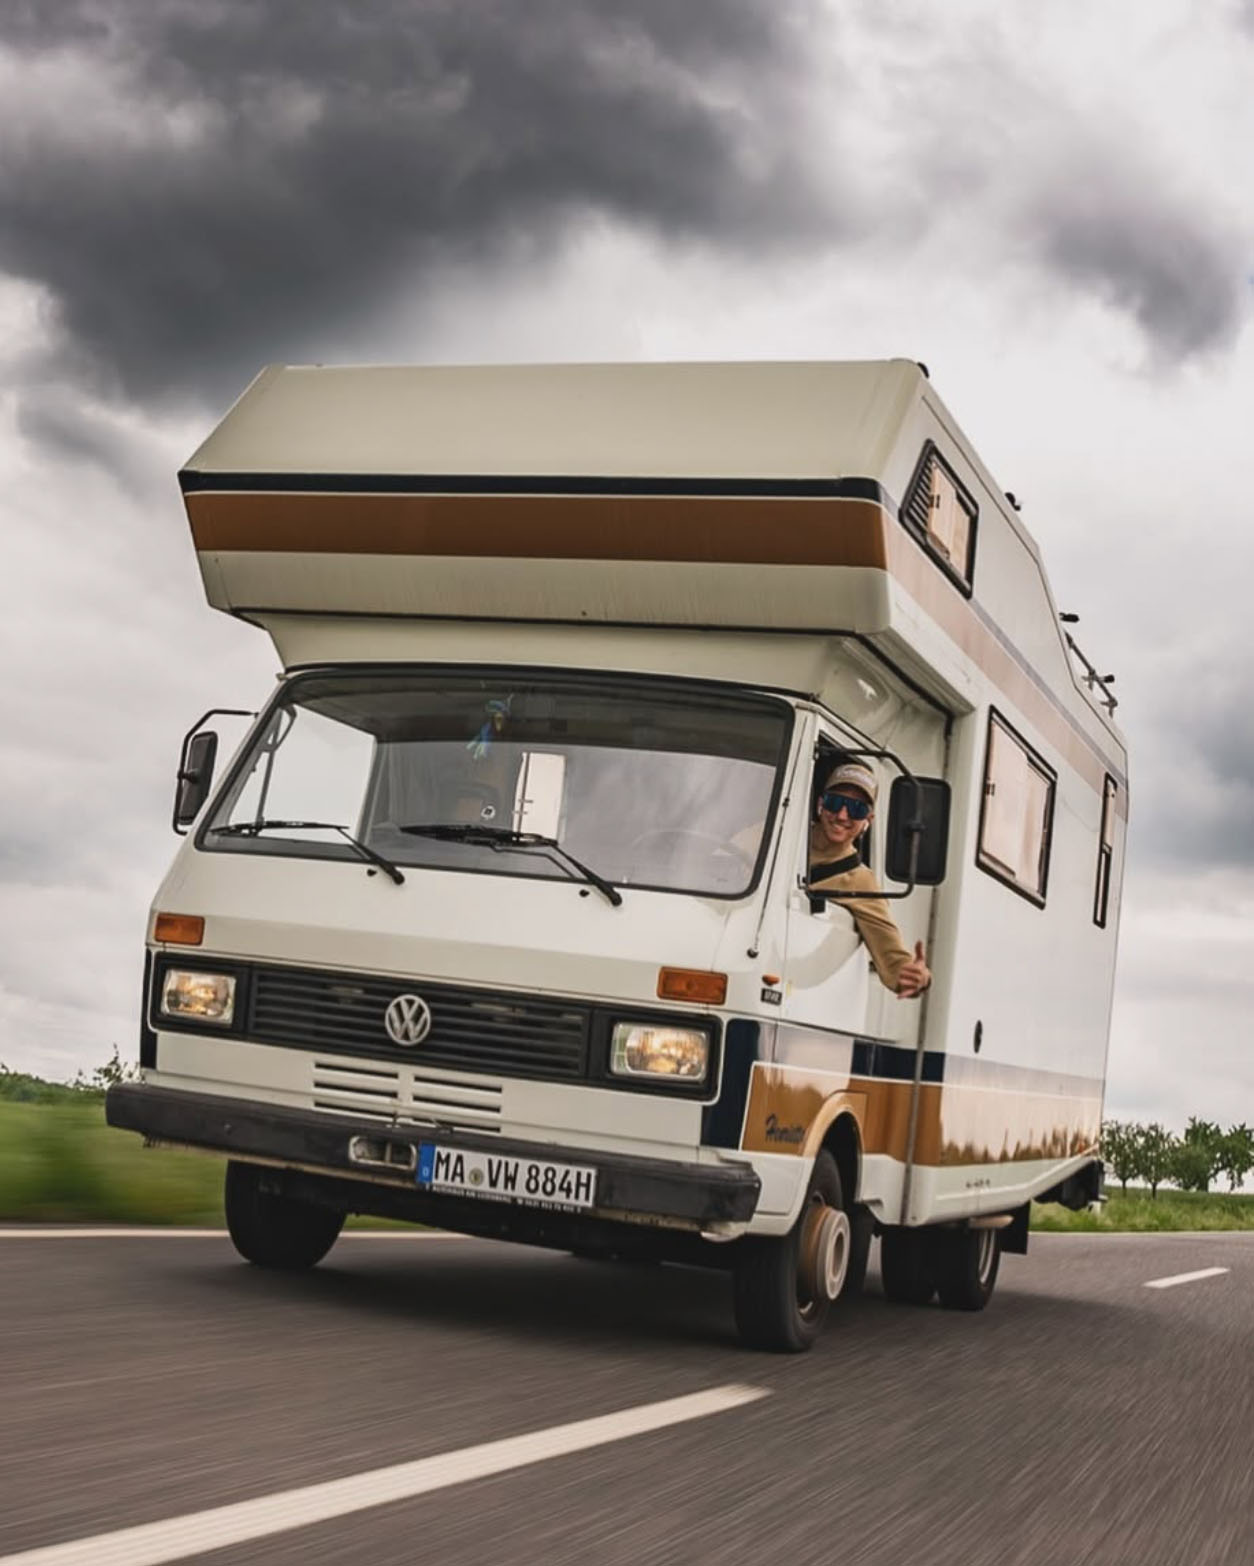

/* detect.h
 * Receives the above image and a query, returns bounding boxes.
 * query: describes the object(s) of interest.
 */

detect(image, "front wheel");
[224,1161,344,1271]
[732,1151,850,1353]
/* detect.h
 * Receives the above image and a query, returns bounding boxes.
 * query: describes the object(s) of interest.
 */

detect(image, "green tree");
[1101,1120,1141,1194]
[1136,1122,1176,1199]
[1171,1117,1224,1194]
[1218,1123,1254,1193]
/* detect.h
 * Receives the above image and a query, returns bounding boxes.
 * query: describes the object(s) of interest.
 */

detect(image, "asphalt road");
[1,1227,1251,1565]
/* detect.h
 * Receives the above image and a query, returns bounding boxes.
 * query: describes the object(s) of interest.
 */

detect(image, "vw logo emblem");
[384,993,432,1047]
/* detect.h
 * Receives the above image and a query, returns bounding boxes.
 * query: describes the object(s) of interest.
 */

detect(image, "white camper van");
[107,361,1127,1351]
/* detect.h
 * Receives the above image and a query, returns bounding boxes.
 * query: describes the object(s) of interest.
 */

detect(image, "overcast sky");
[2,0,1252,1131]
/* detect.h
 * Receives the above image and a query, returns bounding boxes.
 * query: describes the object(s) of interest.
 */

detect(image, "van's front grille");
[247,963,591,1083]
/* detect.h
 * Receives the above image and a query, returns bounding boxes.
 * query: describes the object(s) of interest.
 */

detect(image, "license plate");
[416,1144,597,1210]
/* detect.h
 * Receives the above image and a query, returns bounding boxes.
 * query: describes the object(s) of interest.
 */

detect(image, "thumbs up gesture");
[897,940,932,999]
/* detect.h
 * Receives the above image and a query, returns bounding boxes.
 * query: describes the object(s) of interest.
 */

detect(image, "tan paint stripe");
[883,524,1126,797]
[187,489,1123,791]
[185,492,890,568]
[740,1065,1100,1168]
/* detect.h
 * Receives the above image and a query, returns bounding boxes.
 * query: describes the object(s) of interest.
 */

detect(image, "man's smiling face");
[816,786,873,851]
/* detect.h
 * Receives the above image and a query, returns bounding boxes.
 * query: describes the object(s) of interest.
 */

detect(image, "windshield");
[202,671,792,897]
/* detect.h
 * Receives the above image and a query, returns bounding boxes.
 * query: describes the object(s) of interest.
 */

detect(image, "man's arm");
[812,867,931,998]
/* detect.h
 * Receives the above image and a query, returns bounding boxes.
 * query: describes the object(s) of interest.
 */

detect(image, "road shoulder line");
[1144,1266,1230,1290]
[0,1384,767,1566]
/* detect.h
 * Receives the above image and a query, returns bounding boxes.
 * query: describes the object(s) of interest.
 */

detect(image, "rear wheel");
[732,1151,850,1353]
[224,1161,344,1270]
[880,1225,936,1306]
[932,1225,1001,1311]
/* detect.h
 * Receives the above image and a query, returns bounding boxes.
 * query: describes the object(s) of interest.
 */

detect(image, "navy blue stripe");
[138,949,156,1070]
[850,1038,944,1084]
[178,470,893,505]
[773,1022,1104,1097]
[701,1019,760,1149]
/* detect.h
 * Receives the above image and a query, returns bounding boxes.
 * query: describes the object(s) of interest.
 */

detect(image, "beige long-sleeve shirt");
[808,830,914,992]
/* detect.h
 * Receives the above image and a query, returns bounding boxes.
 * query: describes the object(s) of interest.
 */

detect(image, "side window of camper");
[977,712,1055,905]
[900,443,977,593]
[1093,775,1117,928]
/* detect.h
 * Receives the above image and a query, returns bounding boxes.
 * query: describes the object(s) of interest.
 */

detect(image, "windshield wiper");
[213,820,405,886]
[398,824,622,908]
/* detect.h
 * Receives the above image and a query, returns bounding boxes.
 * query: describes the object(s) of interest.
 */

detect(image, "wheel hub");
[799,1203,851,1304]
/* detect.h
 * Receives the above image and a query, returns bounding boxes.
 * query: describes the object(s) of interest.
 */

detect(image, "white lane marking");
[0,1384,766,1566]
[1144,1267,1231,1290]
[0,1228,465,1240]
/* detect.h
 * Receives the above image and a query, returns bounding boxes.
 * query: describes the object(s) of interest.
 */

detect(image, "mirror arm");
[178,708,255,755]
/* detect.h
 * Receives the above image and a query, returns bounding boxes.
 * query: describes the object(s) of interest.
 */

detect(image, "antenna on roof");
[1005,491,1022,511]
[916,362,930,379]
[1059,612,1080,624]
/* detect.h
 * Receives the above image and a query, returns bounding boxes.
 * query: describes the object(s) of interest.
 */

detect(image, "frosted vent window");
[927,464,971,572]
[901,444,978,591]
[978,713,1055,904]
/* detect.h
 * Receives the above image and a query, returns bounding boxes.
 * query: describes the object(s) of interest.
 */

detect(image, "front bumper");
[105,1082,760,1231]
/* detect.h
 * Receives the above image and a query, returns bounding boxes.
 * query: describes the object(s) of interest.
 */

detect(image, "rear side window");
[900,443,978,592]
[977,711,1055,905]
[1094,775,1117,927]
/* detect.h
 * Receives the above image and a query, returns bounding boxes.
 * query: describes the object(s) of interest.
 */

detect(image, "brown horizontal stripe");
[938,1081,1100,1168]
[741,1064,1100,1169]
[742,1066,924,1162]
[188,488,1125,791]
[186,491,890,568]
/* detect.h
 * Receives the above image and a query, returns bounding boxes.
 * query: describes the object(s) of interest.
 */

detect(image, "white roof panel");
[183,359,925,483]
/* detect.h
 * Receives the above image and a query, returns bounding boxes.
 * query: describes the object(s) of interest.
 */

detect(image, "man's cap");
[823,761,878,803]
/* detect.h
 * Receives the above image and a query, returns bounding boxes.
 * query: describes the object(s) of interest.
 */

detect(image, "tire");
[880,1225,936,1306]
[732,1151,851,1353]
[224,1161,344,1271]
[932,1225,1001,1311]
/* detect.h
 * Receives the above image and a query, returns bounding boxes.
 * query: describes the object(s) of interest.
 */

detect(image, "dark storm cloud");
[1131,656,1254,868]
[12,385,170,500]
[1029,169,1245,360]
[0,0,838,402]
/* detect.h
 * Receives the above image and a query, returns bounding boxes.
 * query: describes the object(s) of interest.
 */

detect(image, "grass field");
[1031,1186,1254,1231]
[0,1099,226,1225]
[4,1098,1254,1231]
[0,1101,406,1229]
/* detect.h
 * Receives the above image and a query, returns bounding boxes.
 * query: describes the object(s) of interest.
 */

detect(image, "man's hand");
[896,940,931,999]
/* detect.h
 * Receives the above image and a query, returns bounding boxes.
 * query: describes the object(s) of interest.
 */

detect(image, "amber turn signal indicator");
[154,912,205,946]
[656,967,727,1005]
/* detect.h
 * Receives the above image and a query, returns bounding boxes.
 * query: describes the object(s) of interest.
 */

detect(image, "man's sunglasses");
[819,790,872,821]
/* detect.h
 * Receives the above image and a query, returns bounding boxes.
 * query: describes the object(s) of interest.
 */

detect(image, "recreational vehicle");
[106,360,1127,1351]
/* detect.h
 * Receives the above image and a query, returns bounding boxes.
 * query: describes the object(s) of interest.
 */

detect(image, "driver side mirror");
[172,730,219,834]
[885,775,951,886]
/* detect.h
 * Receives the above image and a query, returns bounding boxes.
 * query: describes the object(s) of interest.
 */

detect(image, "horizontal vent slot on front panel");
[313,1100,396,1122]
[410,1097,501,1119]
[409,1081,501,1109]
[312,1081,399,1101]
[312,1061,398,1080]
